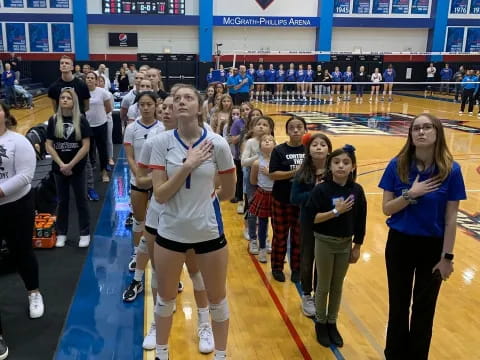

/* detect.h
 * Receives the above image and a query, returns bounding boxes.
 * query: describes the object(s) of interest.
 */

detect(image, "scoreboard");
[103,0,185,15]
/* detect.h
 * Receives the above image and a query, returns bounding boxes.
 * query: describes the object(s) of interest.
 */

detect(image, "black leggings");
[461,88,475,113]
[0,191,39,291]
[89,122,108,171]
[234,159,243,201]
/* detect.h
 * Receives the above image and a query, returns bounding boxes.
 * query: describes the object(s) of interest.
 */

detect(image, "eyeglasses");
[412,123,435,132]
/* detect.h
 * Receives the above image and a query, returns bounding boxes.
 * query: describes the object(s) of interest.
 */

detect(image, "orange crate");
[33,234,56,249]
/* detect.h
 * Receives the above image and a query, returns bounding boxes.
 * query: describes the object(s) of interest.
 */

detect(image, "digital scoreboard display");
[103,0,185,15]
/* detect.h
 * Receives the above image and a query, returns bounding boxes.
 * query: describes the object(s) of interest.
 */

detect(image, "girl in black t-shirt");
[46,89,92,248]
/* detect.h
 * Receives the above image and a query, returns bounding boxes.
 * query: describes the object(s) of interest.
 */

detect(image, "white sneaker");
[55,235,66,248]
[249,240,259,255]
[236,201,244,214]
[469,112,473,116]
[243,228,250,241]
[29,292,44,319]
[142,322,156,350]
[78,235,90,248]
[301,294,315,318]
[258,248,267,263]
[198,324,214,354]
[459,111,464,115]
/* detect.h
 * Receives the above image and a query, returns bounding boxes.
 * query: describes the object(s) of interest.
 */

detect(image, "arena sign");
[213,16,320,27]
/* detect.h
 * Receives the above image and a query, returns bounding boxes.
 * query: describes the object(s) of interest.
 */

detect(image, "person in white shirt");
[370,68,383,103]
[0,102,45,328]
[150,84,235,360]
[97,76,115,167]
[425,62,437,97]
[121,72,145,126]
[85,71,112,182]
[95,63,111,91]
[127,79,153,123]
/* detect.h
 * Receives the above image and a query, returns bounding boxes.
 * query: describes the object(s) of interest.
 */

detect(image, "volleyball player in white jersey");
[137,96,215,354]
[150,84,235,360]
[370,68,382,103]
[124,91,162,274]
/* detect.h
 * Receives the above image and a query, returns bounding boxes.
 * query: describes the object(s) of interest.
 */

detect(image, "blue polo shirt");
[226,74,238,95]
[378,158,466,238]
[234,73,253,94]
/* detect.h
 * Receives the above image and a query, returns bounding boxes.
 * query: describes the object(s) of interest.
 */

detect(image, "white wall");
[87,0,198,15]
[214,0,318,17]
[89,25,198,54]
[332,28,429,52]
[213,27,317,53]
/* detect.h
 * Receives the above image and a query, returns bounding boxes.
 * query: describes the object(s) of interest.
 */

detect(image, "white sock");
[134,269,144,282]
[156,344,169,360]
[198,307,210,326]
[133,246,138,255]
[214,349,227,359]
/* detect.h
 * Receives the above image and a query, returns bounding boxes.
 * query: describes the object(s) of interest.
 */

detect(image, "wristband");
[443,253,454,261]
[401,189,417,204]
[332,208,339,217]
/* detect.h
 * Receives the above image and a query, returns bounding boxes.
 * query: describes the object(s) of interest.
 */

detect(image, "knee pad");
[132,218,145,233]
[210,298,229,322]
[137,236,148,254]
[154,295,175,318]
[151,269,157,289]
[189,271,205,292]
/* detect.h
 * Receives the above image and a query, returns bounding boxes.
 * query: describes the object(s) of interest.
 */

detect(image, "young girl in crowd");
[150,84,235,360]
[202,85,215,124]
[370,68,382,103]
[98,76,115,168]
[226,106,244,203]
[241,116,275,254]
[269,116,306,282]
[46,89,92,248]
[378,113,466,360]
[305,145,367,348]
[291,133,332,318]
[249,134,276,262]
[211,94,233,134]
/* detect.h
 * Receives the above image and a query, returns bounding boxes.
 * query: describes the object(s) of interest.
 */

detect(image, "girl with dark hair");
[46,89,92,248]
[225,106,243,203]
[269,116,307,282]
[378,113,466,360]
[291,133,332,318]
[305,145,367,348]
[0,103,45,347]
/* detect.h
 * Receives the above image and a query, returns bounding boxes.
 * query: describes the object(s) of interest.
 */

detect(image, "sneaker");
[102,172,110,183]
[258,248,267,263]
[198,324,214,354]
[0,336,8,360]
[243,228,250,241]
[272,270,285,282]
[315,322,331,347]
[142,322,156,350]
[87,188,99,201]
[469,112,473,116]
[249,240,259,255]
[291,270,300,283]
[301,295,316,317]
[178,281,184,293]
[125,213,134,227]
[266,240,272,254]
[128,254,136,272]
[55,235,66,248]
[122,279,144,302]
[29,292,44,319]
[78,235,90,248]
[236,201,244,214]
[459,111,464,115]
[327,322,344,347]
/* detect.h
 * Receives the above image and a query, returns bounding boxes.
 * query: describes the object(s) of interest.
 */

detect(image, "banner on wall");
[27,0,47,7]
[50,0,69,8]
[29,23,49,52]
[334,0,351,14]
[4,0,24,7]
[450,0,468,14]
[213,16,320,27]
[465,27,480,52]
[391,0,409,14]
[214,0,318,17]
[411,0,429,14]
[6,23,26,52]
[353,0,370,13]
[445,27,465,52]
[51,23,71,52]
[471,0,480,13]
[0,25,4,52]
[372,0,390,14]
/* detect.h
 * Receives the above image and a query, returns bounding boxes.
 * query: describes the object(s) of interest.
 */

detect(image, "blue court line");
[393,91,459,103]
[54,149,144,360]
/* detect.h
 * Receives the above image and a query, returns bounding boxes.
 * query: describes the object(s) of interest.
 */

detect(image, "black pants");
[0,191,39,291]
[235,92,249,105]
[300,217,316,295]
[54,168,90,236]
[461,88,475,113]
[89,122,108,171]
[234,159,243,201]
[384,229,443,360]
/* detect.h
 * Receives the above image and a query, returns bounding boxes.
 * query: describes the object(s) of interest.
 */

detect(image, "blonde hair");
[55,89,82,141]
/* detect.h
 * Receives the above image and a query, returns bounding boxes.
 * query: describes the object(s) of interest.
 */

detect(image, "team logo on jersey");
[63,123,75,140]
[256,0,274,10]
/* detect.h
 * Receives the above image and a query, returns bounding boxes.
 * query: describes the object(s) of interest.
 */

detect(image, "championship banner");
[470,0,480,14]
[334,0,351,14]
[465,27,480,52]
[0,24,4,52]
[445,27,465,52]
[27,0,47,7]
[50,0,69,8]
[6,22,26,52]
[352,0,371,13]
[391,0,409,14]
[372,0,390,14]
[411,0,429,14]
[51,23,71,52]
[450,0,468,14]
[4,0,24,7]
[29,23,49,52]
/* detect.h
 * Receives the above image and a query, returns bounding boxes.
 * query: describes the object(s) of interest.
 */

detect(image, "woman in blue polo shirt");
[378,113,466,360]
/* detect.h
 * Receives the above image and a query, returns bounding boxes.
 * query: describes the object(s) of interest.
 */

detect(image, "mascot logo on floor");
[256,0,275,10]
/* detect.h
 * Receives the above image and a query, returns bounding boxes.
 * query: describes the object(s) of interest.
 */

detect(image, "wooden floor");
[16,95,480,360]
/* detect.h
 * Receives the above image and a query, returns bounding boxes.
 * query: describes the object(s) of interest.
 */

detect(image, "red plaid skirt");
[249,188,273,218]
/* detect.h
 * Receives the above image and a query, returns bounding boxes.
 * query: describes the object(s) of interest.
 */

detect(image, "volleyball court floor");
[47,93,480,360]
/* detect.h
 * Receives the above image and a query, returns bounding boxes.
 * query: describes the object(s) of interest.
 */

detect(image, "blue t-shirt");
[234,73,254,93]
[255,69,265,82]
[276,69,286,82]
[378,158,466,238]
[226,75,238,94]
[265,69,276,82]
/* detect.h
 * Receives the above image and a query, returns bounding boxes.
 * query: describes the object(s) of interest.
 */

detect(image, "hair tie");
[343,144,356,153]
[301,133,312,146]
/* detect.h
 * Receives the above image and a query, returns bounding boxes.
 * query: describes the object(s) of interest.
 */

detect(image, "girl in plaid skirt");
[249,134,276,263]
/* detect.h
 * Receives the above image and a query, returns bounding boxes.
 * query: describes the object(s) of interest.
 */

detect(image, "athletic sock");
[134,269,144,282]
[198,307,210,325]
[214,349,227,359]
[156,344,169,360]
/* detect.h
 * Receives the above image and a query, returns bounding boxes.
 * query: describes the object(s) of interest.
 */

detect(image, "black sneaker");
[272,270,285,282]
[122,279,144,302]
[125,213,134,227]
[327,322,344,347]
[315,322,331,347]
[0,336,8,360]
[290,270,300,283]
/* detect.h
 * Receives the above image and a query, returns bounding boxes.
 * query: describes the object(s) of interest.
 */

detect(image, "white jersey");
[124,119,164,186]
[121,89,137,110]
[127,103,140,121]
[149,128,235,243]
[371,73,382,83]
